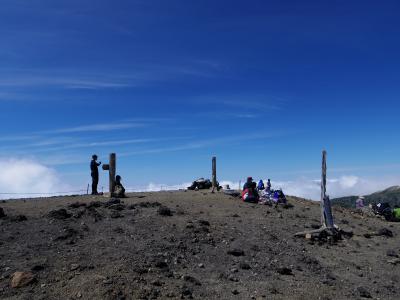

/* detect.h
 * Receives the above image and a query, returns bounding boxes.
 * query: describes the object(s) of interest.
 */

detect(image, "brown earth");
[0,191,399,300]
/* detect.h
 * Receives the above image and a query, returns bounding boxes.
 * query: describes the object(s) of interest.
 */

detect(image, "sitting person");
[113,175,126,198]
[242,177,259,203]
[373,202,392,219]
[259,188,273,205]
[243,177,255,190]
[257,180,265,191]
[272,189,287,204]
[356,196,365,209]
[277,189,287,204]
[272,190,279,203]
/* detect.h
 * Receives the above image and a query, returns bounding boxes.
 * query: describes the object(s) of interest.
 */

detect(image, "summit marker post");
[212,156,217,192]
[102,153,116,197]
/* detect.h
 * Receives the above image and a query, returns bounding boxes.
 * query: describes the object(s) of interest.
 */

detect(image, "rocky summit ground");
[0,191,399,300]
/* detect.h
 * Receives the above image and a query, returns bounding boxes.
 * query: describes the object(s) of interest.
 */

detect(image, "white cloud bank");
[127,176,400,201]
[273,176,400,200]
[1,158,398,202]
[0,158,72,199]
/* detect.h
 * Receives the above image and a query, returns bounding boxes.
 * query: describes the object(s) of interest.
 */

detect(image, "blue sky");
[1,0,400,199]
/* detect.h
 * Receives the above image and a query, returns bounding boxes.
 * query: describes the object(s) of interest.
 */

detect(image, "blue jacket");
[257,180,265,190]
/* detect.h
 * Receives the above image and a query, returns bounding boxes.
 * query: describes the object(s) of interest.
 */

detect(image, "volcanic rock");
[227,249,245,256]
[158,206,172,216]
[0,207,5,218]
[378,228,393,238]
[47,209,72,220]
[11,272,35,288]
[10,215,27,222]
[356,287,372,298]
[277,267,293,276]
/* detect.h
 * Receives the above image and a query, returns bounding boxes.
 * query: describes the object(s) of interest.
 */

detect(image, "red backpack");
[242,188,257,202]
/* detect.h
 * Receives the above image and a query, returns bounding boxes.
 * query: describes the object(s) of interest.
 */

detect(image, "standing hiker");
[266,179,272,192]
[90,154,102,195]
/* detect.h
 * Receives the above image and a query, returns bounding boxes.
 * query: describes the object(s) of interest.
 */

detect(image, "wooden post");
[321,150,327,226]
[295,150,339,239]
[109,153,116,196]
[102,153,116,197]
[321,150,335,228]
[212,156,217,189]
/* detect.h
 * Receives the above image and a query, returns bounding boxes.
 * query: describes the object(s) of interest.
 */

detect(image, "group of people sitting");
[374,203,400,221]
[356,196,400,222]
[241,177,287,205]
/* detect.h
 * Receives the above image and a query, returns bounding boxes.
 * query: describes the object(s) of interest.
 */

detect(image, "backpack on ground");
[242,188,259,203]
[393,208,400,221]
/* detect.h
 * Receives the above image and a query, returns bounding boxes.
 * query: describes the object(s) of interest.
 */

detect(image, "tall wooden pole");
[109,153,116,195]
[321,150,327,226]
[321,150,335,228]
[294,150,337,238]
[212,156,217,190]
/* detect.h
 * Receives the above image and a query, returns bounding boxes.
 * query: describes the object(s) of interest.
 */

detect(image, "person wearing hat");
[243,177,256,191]
[90,154,102,195]
[242,176,259,202]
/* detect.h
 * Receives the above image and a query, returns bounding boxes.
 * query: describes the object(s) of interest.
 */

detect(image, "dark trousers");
[92,174,99,194]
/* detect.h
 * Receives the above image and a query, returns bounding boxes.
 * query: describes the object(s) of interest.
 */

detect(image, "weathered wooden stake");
[321,150,335,228]
[212,156,217,190]
[295,150,339,239]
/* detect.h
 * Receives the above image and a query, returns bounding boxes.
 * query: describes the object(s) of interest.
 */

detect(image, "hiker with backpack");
[272,189,287,204]
[257,180,265,191]
[242,177,259,203]
[356,196,365,209]
[372,202,398,221]
[113,175,126,198]
[393,206,400,222]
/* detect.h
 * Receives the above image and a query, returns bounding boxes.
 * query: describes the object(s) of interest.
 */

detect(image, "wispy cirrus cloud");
[196,111,260,119]
[0,72,135,90]
[15,137,192,154]
[40,122,146,134]
[0,61,226,91]
[120,131,289,157]
[219,99,282,111]
[191,95,286,113]
[0,135,40,142]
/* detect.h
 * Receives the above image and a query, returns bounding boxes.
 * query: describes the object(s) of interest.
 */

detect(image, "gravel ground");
[0,190,399,300]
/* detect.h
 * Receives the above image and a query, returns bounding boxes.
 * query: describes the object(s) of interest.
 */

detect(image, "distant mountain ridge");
[332,186,400,208]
